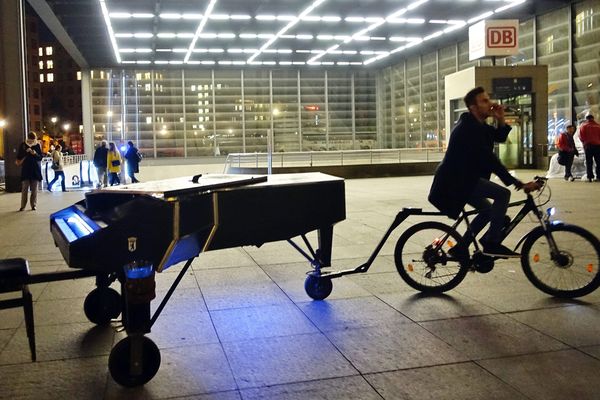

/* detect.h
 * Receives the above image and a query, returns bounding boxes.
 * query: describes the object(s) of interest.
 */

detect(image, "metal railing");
[224,148,445,172]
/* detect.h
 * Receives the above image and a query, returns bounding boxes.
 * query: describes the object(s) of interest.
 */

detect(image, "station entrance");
[444,66,548,169]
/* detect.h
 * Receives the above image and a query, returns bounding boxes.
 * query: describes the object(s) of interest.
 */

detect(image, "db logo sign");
[487,27,517,48]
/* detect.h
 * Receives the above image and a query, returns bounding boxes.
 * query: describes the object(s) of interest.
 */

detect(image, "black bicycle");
[392,176,600,298]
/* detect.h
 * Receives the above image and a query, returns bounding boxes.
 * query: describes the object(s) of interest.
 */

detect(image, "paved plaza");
[1,166,600,399]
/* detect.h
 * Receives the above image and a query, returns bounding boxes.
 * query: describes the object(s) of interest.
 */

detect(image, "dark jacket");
[16,141,43,181]
[124,146,140,173]
[93,145,108,168]
[428,112,519,219]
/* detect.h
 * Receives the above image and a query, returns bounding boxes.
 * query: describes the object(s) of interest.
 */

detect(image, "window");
[46,60,53,69]
[77,71,82,80]
[38,47,42,57]
[33,105,40,115]
[39,74,44,83]
[45,46,53,56]
[47,73,54,82]
[39,60,44,70]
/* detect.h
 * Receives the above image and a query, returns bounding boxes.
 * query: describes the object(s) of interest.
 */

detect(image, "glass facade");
[89,2,600,158]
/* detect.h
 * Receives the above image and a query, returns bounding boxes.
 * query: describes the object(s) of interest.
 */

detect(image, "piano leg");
[108,265,161,387]
[317,225,334,267]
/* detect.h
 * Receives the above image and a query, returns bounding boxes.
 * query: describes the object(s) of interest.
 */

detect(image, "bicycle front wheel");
[394,221,469,294]
[521,224,600,298]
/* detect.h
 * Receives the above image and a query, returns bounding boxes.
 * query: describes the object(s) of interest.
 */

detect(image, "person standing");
[428,87,539,259]
[16,132,43,211]
[124,141,141,183]
[47,144,66,192]
[93,140,109,188]
[107,142,122,186]
[556,124,579,181]
[579,114,600,182]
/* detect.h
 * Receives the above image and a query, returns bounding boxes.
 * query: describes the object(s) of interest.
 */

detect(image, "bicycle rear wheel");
[394,221,469,294]
[521,224,600,298]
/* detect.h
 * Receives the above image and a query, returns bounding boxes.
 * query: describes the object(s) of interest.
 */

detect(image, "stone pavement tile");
[176,391,241,400]
[0,356,108,400]
[37,276,97,300]
[222,333,357,389]
[579,345,600,359]
[192,248,258,270]
[379,291,497,322]
[240,375,382,400]
[33,297,90,325]
[365,362,528,400]
[477,349,600,400]
[105,344,237,399]
[325,323,468,374]
[194,266,273,288]
[509,304,600,347]
[199,282,292,311]
[155,270,199,292]
[347,271,414,295]
[0,329,15,351]
[420,314,567,360]
[210,303,318,343]
[0,322,114,364]
[454,271,576,313]
[141,311,220,348]
[153,287,208,315]
[0,307,27,329]
[297,296,412,332]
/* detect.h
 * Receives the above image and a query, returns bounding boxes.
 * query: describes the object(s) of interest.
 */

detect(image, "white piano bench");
[0,258,36,361]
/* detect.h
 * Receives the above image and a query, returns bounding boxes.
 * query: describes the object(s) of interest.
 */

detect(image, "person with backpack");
[124,140,141,183]
[93,140,109,188]
[48,144,66,192]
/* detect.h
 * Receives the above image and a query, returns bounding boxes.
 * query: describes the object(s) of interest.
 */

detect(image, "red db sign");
[487,27,517,48]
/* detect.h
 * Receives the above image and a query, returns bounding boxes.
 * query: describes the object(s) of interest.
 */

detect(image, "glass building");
[83,0,597,159]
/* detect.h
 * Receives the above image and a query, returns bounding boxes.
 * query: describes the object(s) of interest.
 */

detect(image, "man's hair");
[464,87,486,109]
[566,124,575,129]
[128,141,134,146]
[27,131,37,140]
[586,114,594,120]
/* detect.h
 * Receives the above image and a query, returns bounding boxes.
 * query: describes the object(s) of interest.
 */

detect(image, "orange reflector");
[433,238,442,246]
[533,254,540,263]
[408,264,414,272]
[448,240,455,248]
[587,264,594,273]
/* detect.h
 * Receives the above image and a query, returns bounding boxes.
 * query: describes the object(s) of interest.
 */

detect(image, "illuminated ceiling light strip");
[247,0,328,63]
[99,0,121,63]
[110,12,131,18]
[182,13,203,19]
[467,11,494,24]
[185,0,218,63]
[230,15,251,20]
[159,13,182,19]
[132,13,153,18]
[310,0,429,64]
[495,0,526,13]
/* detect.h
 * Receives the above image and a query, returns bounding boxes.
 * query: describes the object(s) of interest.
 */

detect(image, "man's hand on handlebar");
[521,181,543,193]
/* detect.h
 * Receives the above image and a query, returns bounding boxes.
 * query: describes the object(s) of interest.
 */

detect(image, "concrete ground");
[1,165,600,400]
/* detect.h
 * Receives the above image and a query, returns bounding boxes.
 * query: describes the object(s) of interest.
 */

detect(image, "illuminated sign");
[469,20,519,61]
[304,105,320,111]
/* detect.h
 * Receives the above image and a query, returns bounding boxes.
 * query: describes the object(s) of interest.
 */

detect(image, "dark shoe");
[448,243,469,263]
[31,207,36,211]
[481,241,520,258]
[569,177,575,182]
[19,207,25,212]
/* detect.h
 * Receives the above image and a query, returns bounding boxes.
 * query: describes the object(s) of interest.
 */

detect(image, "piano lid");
[94,174,267,197]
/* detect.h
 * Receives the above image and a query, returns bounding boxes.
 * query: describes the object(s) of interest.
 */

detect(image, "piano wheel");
[83,287,121,325]
[109,336,161,387]
[304,275,333,300]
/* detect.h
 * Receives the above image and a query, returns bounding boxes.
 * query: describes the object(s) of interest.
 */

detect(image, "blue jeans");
[464,178,511,244]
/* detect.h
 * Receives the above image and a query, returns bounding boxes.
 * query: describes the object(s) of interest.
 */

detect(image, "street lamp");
[0,119,6,128]
[63,123,70,132]
[50,116,58,136]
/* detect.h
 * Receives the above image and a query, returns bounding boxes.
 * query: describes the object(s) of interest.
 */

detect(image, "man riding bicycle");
[428,86,539,259]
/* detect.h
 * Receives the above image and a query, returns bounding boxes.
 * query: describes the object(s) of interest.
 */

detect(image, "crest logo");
[128,237,137,252]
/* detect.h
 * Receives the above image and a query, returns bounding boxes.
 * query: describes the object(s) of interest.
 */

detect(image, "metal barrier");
[224,148,445,172]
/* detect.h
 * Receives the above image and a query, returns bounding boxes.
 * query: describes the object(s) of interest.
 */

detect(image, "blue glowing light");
[120,145,127,152]
[546,207,557,217]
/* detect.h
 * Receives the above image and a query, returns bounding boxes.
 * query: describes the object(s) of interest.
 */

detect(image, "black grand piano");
[50,172,345,386]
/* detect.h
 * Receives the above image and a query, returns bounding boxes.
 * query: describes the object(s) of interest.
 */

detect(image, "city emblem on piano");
[128,237,137,252]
